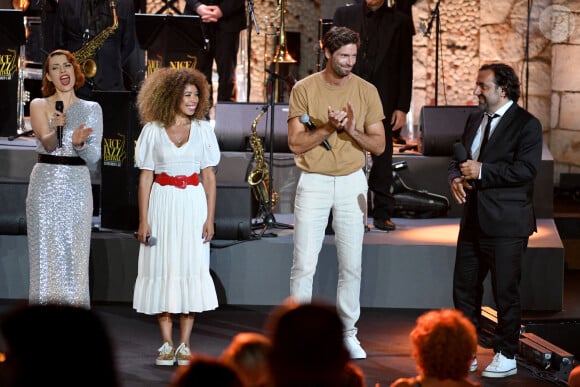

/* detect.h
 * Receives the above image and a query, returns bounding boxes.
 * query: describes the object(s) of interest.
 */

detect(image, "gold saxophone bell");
[81,59,97,78]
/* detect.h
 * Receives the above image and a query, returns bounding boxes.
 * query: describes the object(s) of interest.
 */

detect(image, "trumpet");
[273,0,296,64]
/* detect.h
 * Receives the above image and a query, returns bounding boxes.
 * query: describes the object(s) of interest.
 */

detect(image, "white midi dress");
[132,120,220,314]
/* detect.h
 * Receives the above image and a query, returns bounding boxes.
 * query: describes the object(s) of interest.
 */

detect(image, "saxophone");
[73,0,119,78]
[247,106,279,212]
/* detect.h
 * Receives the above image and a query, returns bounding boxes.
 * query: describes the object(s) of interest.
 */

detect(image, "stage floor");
[0,214,565,312]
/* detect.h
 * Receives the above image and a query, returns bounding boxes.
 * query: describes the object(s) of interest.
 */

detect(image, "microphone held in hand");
[133,232,157,246]
[453,142,468,163]
[55,101,64,148]
[299,114,331,151]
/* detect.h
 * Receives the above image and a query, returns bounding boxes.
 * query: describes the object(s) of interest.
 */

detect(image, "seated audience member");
[0,303,120,387]
[266,299,351,387]
[390,309,480,387]
[220,332,272,387]
[569,365,580,387]
[170,354,244,387]
[341,362,366,387]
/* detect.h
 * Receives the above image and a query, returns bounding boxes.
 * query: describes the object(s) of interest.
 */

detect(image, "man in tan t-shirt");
[287,26,386,360]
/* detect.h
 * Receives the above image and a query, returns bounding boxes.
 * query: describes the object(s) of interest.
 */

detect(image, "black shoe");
[373,218,396,231]
[393,132,406,145]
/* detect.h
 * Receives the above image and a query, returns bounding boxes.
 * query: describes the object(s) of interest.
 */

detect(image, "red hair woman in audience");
[391,309,481,387]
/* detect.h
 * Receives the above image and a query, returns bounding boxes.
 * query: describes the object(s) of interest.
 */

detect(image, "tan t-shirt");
[288,72,385,176]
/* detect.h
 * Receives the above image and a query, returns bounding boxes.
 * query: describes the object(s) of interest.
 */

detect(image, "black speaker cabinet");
[214,102,289,153]
[214,184,252,240]
[0,181,27,235]
[419,105,481,156]
[94,91,141,231]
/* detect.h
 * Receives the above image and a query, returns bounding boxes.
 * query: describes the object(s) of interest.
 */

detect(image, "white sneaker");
[470,356,478,372]
[481,352,517,378]
[344,335,367,359]
[175,343,191,366]
[156,342,176,366]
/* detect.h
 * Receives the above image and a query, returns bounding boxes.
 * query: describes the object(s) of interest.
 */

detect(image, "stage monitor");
[419,105,481,156]
[214,102,289,153]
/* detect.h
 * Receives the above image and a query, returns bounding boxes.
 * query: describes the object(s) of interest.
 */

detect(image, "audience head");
[267,299,349,387]
[340,362,365,387]
[0,303,119,387]
[569,365,580,387]
[410,308,477,380]
[221,332,272,387]
[170,354,244,387]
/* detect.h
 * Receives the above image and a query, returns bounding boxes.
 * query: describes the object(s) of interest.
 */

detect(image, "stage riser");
[0,226,564,310]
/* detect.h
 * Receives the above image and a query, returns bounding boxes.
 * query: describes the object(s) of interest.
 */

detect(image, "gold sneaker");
[156,342,175,366]
[175,343,191,366]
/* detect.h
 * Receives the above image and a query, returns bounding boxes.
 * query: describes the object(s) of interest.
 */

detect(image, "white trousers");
[290,169,367,335]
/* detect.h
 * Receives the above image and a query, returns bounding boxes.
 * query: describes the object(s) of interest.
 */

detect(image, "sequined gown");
[133,120,220,315]
[26,100,103,308]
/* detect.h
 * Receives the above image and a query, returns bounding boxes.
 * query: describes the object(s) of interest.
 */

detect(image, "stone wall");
[549,1,580,182]
[144,0,580,181]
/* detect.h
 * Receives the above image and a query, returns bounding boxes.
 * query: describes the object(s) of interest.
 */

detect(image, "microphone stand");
[246,0,259,102]
[254,64,293,237]
[421,0,441,105]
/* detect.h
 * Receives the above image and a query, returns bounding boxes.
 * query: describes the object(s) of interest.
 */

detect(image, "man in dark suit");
[184,0,246,103]
[333,0,413,231]
[448,63,543,378]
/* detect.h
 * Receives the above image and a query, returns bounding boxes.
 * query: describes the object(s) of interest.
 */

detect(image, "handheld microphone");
[299,114,332,151]
[134,232,157,246]
[453,142,468,163]
[55,101,64,148]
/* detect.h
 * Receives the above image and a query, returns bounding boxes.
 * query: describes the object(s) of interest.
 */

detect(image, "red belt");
[155,173,199,189]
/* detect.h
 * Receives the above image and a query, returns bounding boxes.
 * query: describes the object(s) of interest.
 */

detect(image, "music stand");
[135,13,207,68]
[0,9,25,46]
[0,10,26,138]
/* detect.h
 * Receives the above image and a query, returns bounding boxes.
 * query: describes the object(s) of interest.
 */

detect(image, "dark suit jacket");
[332,3,413,119]
[448,103,543,238]
[183,0,246,33]
[54,0,137,91]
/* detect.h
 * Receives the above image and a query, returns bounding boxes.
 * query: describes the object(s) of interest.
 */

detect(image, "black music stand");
[135,13,207,68]
[0,10,26,138]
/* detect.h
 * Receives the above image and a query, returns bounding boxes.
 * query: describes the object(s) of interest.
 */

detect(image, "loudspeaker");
[214,102,289,153]
[214,184,252,240]
[94,91,141,231]
[0,181,27,235]
[419,105,480,156]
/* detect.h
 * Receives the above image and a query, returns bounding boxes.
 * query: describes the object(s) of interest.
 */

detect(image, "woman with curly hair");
[391,309,480,387]
[132,67,220,366]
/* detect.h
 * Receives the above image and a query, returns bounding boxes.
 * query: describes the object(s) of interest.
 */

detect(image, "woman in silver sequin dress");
[132,68,220,366]
[26,50,103,308]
